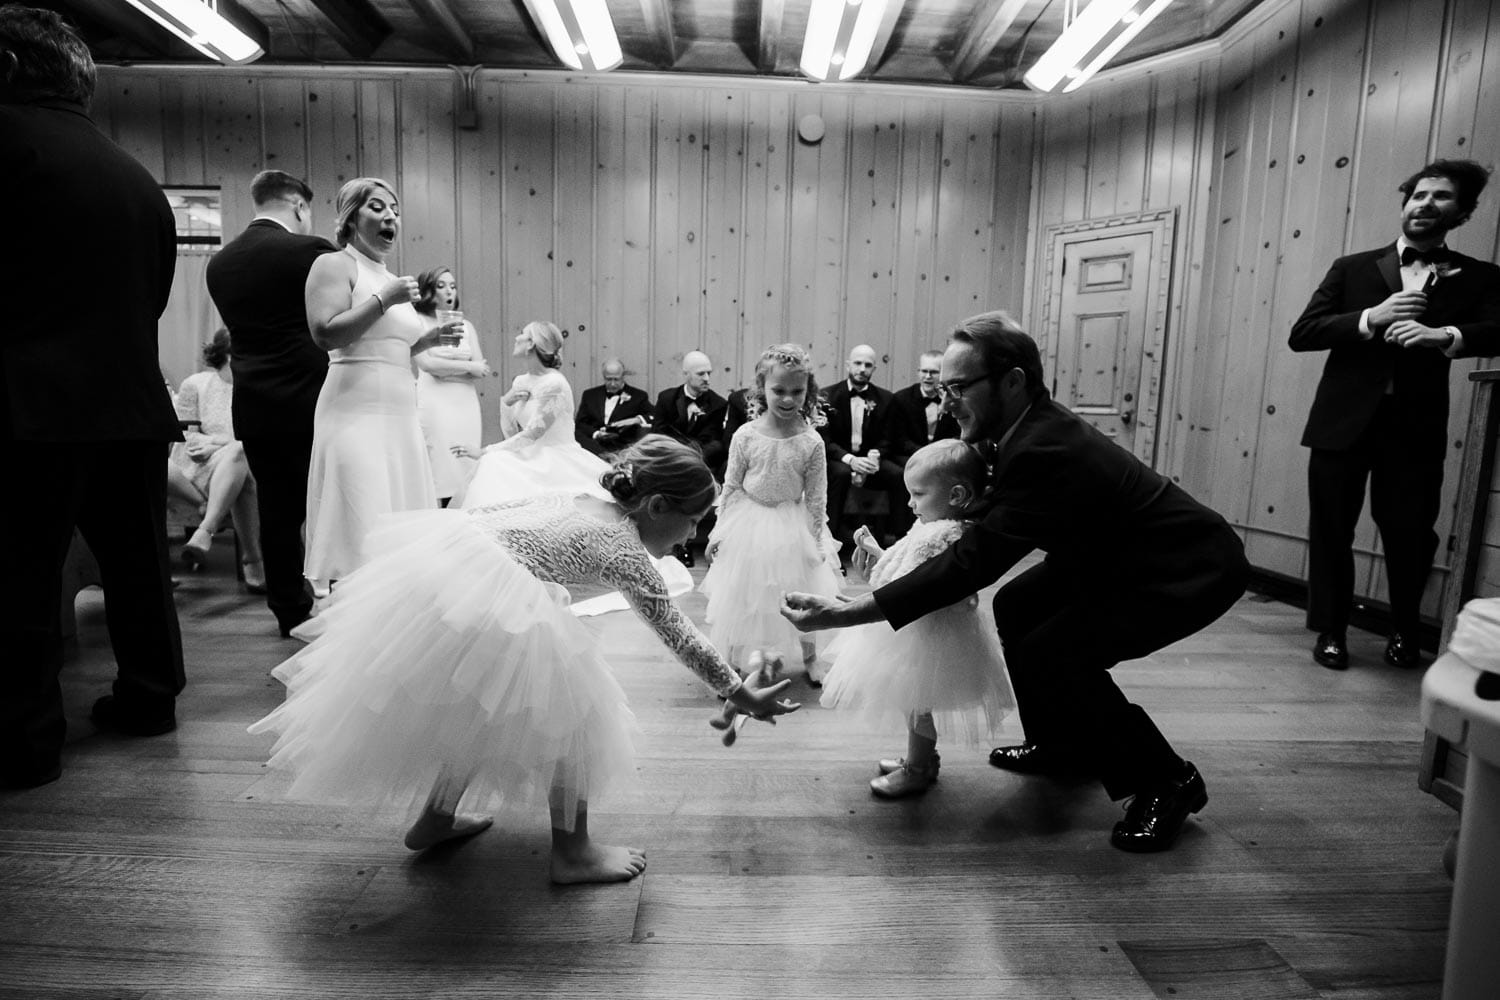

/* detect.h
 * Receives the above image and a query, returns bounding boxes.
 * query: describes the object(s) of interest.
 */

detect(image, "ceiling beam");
[865,0,907,76]
[404,0,475,61]
[306,0,392,60]
[637,0,679,66]
[950,0,1029,82]
[756,0,785,73]
[57,0,199,59]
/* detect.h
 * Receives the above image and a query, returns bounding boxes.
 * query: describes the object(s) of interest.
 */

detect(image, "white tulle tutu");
[248,510,637,830]
[701,499,842,657]
[820,598,1014,744]
[462,438,611,509]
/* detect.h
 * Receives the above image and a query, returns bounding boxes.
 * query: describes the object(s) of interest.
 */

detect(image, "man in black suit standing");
[207,171,337,638]
[785,313,1248,852]
[1291,159,1500,671]
[575,358,652,456]
[820,344,908,544]
[653,350,728,476]
[888,349,961,466]
[1,6,185,788]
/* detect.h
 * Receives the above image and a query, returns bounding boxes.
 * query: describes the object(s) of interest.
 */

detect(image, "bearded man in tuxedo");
[1291,159,1500,671]
[820,344,908,545]
[888,349,961,466]
[576,358,652,455]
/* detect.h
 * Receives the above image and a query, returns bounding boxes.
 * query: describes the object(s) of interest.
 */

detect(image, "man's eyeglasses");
[935,374,991,401]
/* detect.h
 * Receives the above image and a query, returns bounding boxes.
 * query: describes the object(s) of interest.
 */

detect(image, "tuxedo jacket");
[721,387,751,452]
[1,99,179,443]
[1290,243,1500,452]
[874,395,1247,630]
[653,385,728,467]
[887,383,961,463]
[207,220,337,438]
[575,382,653,448]
[817,381,896,463]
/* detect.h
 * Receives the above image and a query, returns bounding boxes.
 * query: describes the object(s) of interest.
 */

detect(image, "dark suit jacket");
[1,99,179,443]
[653,385,728,468]
[1290,243,1500,452]
[817,381,896,463]
[207,220,337,438]
[874,396,1248,629]
[722,387,751,452]
[575,382,653,450]
[887,383,961,463]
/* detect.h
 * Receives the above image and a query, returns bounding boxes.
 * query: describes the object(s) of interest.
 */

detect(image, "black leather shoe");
[91,696,176,737]
[1312,632,1348,670]
[0,763,62,790]
[1384,632,1421,669]
[988,742,1088,776]
[1110,762,1207,853]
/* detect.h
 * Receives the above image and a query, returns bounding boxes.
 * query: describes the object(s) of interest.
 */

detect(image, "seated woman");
[170,329,264,591]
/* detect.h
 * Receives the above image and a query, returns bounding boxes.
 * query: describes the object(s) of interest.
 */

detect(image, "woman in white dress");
[302,178,456,589]
[413,265,489,506]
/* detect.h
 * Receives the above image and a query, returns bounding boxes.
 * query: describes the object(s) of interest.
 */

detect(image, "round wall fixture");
[797,114,826,144]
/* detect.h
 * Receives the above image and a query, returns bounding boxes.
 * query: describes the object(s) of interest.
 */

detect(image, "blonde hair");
[599,435,718,519]
[747,343,821,422]
[523,320,566,368]
[333,177,397,248]
[905,439,988,496]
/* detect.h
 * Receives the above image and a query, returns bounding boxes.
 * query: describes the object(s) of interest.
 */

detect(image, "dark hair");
[201,329,231,370]
[746,343,821,423]
[250,170,313,208]
[414,265,457,316]
[0,5,95,105]
[599,435,718,520]
[949,311,1047,398]
[333,177,397,248]
[1399,159,1492,219]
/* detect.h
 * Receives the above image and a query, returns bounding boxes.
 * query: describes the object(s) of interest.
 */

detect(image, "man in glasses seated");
[785,311,1248,854]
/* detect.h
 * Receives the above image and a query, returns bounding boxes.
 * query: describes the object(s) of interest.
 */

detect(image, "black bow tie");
[922,392,940,403]
[605,390,621,397]
[1401,245,1450,266]
[849,386,871,399]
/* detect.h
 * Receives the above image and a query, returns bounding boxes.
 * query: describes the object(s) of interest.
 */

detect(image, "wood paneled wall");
[94,68,1035,436]
[1033,0,1500,625]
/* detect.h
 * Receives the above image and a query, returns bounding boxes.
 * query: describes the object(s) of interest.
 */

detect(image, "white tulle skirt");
[461,438,611,509]
[701,500,842,658]
[248,511,638,831]
[820,599,1015,744]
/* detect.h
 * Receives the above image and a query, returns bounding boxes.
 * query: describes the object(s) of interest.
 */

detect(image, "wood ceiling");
[53,0,1265,89]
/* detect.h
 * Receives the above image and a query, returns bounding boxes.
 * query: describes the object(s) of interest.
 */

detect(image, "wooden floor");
[1,546,1458,999]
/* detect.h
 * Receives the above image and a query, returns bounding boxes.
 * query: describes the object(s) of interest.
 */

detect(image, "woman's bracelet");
[371,294,386,314]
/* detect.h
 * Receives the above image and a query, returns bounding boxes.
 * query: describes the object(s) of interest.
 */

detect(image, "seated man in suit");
[820,344,908,546]
[575,358,652,456]
[653,350,728,477]
[721,385,751,454]
[888,349,961,467]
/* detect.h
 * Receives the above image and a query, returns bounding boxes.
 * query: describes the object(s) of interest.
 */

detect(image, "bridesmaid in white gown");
[413,265,489,506]
[302,178,456,589]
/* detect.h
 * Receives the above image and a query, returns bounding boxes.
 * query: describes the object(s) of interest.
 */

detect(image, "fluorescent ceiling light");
[1024,0,1175,93]
[519,0,623,72]
[801,0,890,82]
[120,0,265,65]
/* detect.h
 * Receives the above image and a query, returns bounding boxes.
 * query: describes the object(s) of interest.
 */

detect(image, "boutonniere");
[1430,261,1462,285]
[617,391,630,404]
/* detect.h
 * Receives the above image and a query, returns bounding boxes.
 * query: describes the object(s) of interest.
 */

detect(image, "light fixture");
[801,0,890,82]
[1023,0,1175,93]
[119,0,265,65]
[518,0,623,72]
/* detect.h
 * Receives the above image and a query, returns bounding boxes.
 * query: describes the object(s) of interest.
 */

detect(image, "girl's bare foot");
[550,842,647,884]
[403,808,494,851]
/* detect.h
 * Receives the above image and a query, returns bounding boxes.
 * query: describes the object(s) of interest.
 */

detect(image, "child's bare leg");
[404,770,494,850]
[801,639,824,685]
[870,712,939,799]
[549,793,647,885]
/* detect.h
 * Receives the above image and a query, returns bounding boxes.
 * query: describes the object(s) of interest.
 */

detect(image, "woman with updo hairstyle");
[250,434,796,886]
[412,265,490,506]
[169,328,264,590]
[300,177,456,591]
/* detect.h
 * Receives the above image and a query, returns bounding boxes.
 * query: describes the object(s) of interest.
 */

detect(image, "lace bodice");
[467,493,740,695]
[717,423,829,540]
[870,519,970,589]
[175,370,234,442]
[495,370,576,451]
[330,247,426,368]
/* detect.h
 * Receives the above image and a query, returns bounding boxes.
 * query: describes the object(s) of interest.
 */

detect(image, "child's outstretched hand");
[712,666,800,746]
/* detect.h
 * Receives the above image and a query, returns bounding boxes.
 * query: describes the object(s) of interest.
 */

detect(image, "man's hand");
[781,591,853,631]
[1368,289,1427,330]
[1386,320,1454,350]
[849,455,879,476]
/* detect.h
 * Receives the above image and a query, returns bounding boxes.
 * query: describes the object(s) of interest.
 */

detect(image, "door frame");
[1037,208,1178,466]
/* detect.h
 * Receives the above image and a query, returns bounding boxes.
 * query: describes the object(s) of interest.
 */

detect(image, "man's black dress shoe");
[0,764,62,790]
[1384,632,1421,669]
[1110,762,1207,853]
[1312,632,1348,670]
[988,742,1087,776]
[91,696,176,737]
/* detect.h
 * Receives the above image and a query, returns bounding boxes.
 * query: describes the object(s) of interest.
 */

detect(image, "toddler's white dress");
[701,423,842,657]
[249,494,742,831]
[820,519,1014,743]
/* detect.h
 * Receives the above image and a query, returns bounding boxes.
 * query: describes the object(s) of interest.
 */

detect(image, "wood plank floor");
[1,547,1457,999]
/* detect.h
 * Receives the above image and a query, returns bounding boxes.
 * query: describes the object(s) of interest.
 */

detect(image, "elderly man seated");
[575,358,652,456]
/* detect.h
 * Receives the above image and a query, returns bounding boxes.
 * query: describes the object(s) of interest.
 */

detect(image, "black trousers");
[240,433,315,634]
[827,456,912,542]
[1,440,184,781]
[1306,397,1445,637]
[993,558,1245,800]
